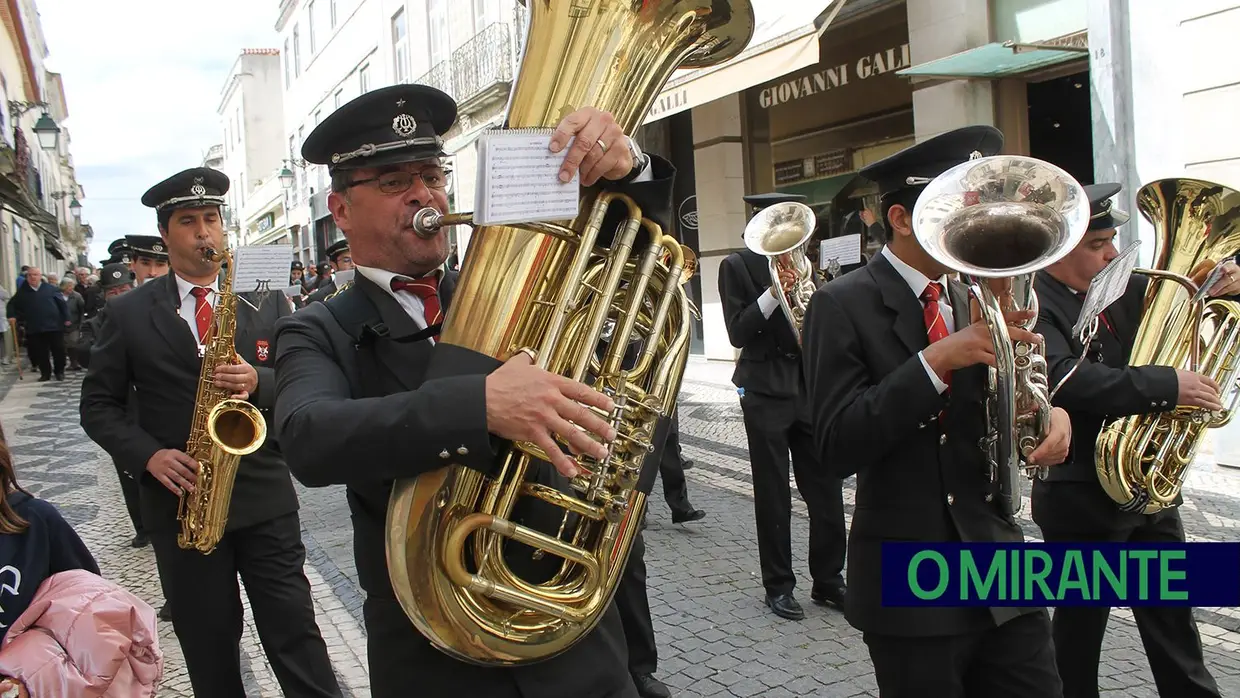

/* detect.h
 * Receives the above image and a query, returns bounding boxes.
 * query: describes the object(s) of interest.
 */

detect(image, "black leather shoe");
[158,604,172,622]
[54,373,64,381]
[680,458,694,471]
[811,582,846,610]
[765,593,805,621]
[632,673,671,698]
[37,375,49,382]
[670,507,705,524]
[131,534,150,548]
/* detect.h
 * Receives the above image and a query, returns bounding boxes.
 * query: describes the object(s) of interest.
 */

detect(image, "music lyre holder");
[239,278,272,312]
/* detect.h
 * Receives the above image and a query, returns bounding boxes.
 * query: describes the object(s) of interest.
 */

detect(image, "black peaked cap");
[302,84,457,172]
[1084,182,1130,230]
[140,167,230,212]
[859,125,1005,197]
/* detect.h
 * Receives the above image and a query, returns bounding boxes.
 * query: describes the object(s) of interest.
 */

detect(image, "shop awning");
[643,0,845,124]
[776,172,854,207]
[896,34,1088,84]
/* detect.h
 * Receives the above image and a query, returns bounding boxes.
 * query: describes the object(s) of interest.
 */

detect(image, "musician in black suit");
[124,234,171,285]
[802,126,1074,697]
[1033,183,1226,698]
[272,83,675,698]
[718,192,847,620]
[306,239,355,304]
[79,167,341,698]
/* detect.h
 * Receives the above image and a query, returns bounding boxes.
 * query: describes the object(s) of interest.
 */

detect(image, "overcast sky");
[39,0,280,264]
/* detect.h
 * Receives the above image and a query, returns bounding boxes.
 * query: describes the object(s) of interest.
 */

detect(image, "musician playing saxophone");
[1033,182,1230,698]
[79,168,340,698]
[802,126,1073,697]
[271,84,672,698]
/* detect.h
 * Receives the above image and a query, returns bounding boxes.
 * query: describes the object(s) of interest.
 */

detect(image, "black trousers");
[1037,495,1220,698]
[738,390,846,596]
[150,512,341,698]
[616,527,657,676]
[864,611,1063,698]
[658,414,691,514]
[25,331,64,378]
[112,460,143,537]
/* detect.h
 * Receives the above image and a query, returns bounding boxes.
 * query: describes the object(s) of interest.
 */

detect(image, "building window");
[359,64,370,93]
[308,0,317,54]
[283,38,291,87]
[473,0,499,32]
[298,125,306,199]
[293,24,302,76]
[330,0,337,28]
[392,8,409,83]
[334,88,343,109]
[428,0,448,67]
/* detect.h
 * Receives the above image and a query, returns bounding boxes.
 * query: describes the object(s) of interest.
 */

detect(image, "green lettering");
[962,550,1004,600]
[909,551,949,600]
[1009,544,1020,601]
[1130,550,1158,600]
[1058,550,1091,600]
[1092,549,1126,599]
[1159,550,1188,601]
[1023,549,1055,601]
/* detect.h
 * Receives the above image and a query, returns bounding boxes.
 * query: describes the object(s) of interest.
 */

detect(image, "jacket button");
[939,434,947,445]
[918,422,925,429]
[947,493,955,505]
[439,450,450,459]
[1161,400,1168,407]
[985,493,993,502]
[457,445,469,456]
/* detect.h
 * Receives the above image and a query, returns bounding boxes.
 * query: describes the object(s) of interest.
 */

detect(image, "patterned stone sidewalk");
[5,358,1240,696]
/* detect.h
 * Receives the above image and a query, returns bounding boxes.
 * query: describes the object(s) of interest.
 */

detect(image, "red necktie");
[391,274,443,341]
[921,282,950,389]
[190,287,213,345]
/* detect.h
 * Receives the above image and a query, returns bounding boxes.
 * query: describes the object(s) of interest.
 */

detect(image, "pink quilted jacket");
[0,569,162,697]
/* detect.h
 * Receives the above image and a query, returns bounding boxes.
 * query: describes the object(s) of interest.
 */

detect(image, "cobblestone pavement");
[6,358,1240,697]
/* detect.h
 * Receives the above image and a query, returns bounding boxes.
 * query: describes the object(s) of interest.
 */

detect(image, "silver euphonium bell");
[912,155,1090,516]
[744,201,818,343]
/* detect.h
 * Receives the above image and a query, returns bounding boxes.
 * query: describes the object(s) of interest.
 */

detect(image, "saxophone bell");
[913,155,1090,516]
[743,201,818,343]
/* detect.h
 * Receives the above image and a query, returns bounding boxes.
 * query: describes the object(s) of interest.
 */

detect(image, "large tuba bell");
[388,0,759,665]
[913,155,1089,516]
[1096,178,1240,514]
[743,201,818,342]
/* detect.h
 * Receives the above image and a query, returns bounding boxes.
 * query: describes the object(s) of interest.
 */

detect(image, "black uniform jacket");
[803,253,1037,637]
[718,247,810,400]
[272,157,676,697]
[79,272,298,534]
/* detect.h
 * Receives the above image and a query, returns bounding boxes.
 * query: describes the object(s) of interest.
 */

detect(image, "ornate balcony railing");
[452,22,513,108]
[415,60,454,101]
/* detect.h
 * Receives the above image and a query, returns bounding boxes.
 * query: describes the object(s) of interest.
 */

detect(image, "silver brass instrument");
[913,155,1089,516]
[743,201,818,342]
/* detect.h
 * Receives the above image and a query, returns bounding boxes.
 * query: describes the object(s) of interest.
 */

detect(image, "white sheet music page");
[1074,240,1141,338]
[233,245,293,293]
[475,129,580,227]
[819,234,862,269]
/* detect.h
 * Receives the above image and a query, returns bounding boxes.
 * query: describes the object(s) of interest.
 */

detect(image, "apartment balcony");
[415,61,455,101]
[452,22,513,113]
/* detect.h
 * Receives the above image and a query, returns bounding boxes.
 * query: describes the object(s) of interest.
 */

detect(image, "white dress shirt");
[880,246,955,394]
[173,273,220,346]
[354,264,438,343]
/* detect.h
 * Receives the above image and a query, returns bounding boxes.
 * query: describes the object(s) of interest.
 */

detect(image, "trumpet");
[744,201,818,342]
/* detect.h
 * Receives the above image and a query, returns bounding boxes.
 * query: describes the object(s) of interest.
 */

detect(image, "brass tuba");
[1096,178,1240,514]
[177,247,268,553]
[913,155,1090,516]
[743,201,818,342]
[388,0,758,665]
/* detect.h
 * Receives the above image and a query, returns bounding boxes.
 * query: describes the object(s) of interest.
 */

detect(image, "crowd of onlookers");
[1,266,102,382]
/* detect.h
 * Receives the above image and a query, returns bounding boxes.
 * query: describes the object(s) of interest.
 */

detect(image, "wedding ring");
[596,140,608,153]
[517,347,538,363]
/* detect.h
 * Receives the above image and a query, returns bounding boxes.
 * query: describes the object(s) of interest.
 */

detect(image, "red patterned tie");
[921,282,950,388]
[391,274,443,340]
[190,287,213,345]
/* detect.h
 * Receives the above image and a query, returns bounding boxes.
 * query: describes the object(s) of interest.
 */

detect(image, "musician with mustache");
[802,126,1073,697]
[271,84,674,698]
[1033,183,1228,698]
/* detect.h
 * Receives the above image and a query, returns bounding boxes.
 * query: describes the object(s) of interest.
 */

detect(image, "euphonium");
[387,0,758,665]
[177,247,267,553]
[913,155,1090,516]
[1096,178,1240,514]
[743,201,817,342]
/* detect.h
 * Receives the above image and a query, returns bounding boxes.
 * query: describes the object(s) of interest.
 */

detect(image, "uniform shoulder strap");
[322,285,385,346]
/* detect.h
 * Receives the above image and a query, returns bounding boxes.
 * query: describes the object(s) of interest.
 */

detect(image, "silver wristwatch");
[620,136,649,183]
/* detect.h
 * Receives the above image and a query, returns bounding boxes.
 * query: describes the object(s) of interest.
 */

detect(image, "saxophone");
[177,247,268,553]
[385,0,759,666]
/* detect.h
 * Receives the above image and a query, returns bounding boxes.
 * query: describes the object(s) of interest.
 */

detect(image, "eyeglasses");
[347,167,452,194]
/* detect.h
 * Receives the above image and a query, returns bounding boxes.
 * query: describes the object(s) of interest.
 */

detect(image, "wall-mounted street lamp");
[50,190,82,219]
[279,165,295,190]
[9,101,61,152]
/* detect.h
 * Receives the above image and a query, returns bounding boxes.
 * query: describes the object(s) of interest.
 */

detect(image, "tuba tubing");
[743,201,817,343]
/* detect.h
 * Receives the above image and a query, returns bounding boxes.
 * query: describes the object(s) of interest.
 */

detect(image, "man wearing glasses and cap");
[80,167,340,698]
[718,192,848,622]
[306,239,355,304]
[1033,183,1230,698]
[272,83,673,697]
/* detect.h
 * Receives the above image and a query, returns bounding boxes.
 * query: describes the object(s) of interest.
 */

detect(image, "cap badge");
[191,176,207,197]
[969,150,983,161]
[396,98,407,107]
[392,114,418,139]
[153,244,164,252]
[110,270,121,279]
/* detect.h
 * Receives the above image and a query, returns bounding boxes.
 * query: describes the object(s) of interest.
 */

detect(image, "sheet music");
[233,245,293,293]
[819,234,862,269]
[1074,240,1141,338]
[283,285,303,298]
[332,269,355,287]
[475,129,580,227]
